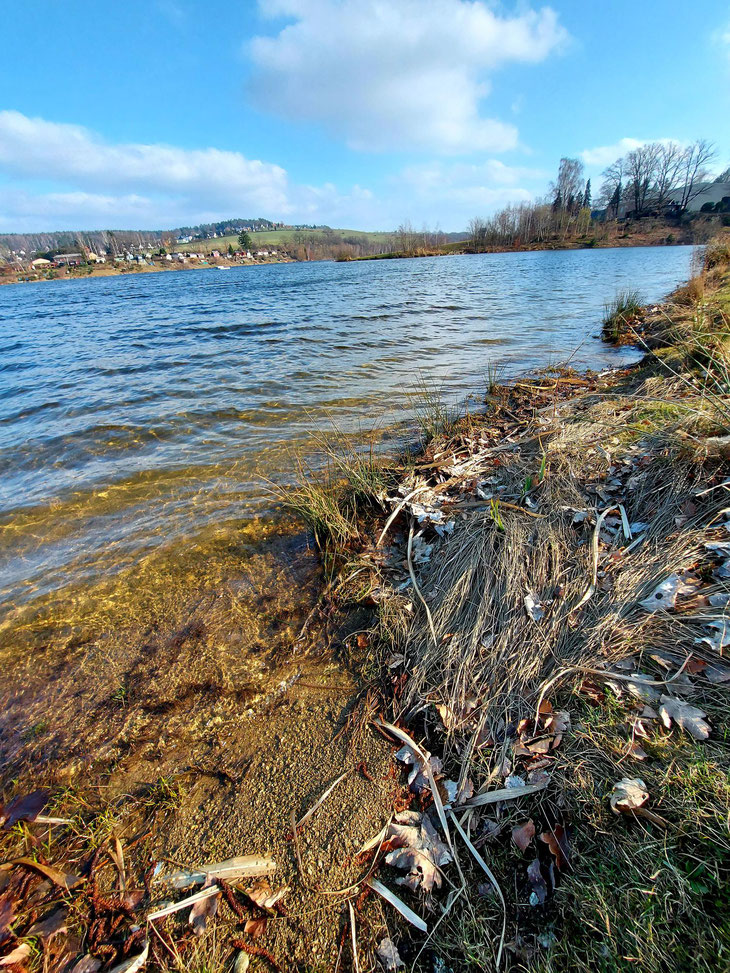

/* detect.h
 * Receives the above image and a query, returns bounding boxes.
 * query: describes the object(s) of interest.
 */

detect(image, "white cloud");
[248,0,568,154]
[580,138,646,167]
[0,111,376,231]
[581,136,682,168]
[0,110,290,212]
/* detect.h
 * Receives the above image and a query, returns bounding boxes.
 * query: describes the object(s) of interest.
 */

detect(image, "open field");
[174,227,395,253]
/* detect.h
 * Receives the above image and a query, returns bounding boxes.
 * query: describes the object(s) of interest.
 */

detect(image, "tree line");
[467,140,726,251]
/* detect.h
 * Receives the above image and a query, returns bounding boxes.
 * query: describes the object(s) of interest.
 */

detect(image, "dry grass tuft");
[401,445,716,744]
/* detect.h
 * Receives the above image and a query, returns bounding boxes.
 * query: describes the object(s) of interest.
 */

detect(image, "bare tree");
[653,142,684,208]
[551,157,585,210]
[677,139,717,212]
[467,217,488,250]
[599,158,624,213]
[624,143,662,216]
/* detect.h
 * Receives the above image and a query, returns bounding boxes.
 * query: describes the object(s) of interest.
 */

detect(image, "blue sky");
[1,0,728,232]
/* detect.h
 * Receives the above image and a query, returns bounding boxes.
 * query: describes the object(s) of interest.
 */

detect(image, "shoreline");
[1,231,713,286]
[0,255,294,287]
[0,242,729,970]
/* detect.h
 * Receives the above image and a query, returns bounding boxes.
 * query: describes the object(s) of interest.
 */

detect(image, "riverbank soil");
[0,522,401,971]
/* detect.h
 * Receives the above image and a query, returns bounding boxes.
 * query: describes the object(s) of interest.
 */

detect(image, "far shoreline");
[0,236,699,288]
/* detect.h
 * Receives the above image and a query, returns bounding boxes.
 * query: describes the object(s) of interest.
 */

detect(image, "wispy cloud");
[397,159,545,207]
[248,0,568,154]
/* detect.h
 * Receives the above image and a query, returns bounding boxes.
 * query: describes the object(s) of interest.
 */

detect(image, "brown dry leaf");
[627,741,648,761]
[526,859,547,906]
[246,880,289,911]
[609,778,649,816]
[0,896,14,946]
[511,820,535,853]
[545,711,570,749]
[659,695,710,741]
[0,943,30,967]
[244,917,267,940]
[0,791,50,830]
[579,681,606,704]
[5,858,82,891]
[539,826,570,870]
[356,633,370,650]
[27,906,67,939]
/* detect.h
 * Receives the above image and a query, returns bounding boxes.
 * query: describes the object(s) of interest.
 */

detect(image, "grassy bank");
[277,239,730,970]
[2,244,729,972]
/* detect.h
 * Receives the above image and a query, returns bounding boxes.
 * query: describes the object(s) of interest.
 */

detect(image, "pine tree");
[583,179,592,210]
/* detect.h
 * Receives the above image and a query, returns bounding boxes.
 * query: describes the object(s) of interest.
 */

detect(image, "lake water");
[0,246,693,615]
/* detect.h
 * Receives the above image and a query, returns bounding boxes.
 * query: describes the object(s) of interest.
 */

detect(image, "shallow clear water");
[0,246,693,610]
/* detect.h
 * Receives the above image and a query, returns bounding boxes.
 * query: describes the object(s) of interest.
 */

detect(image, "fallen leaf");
[627,741,648,760]
[639,574,696,612]
[0,896,14,946]
[659,695,710,741]
[0,791,50,829]
[545,711,570,749]
[511,820,535,853]
[539,826,570,870]
[245,880,289,911]
[0,943,30,967]
[6,858,82,891]
[524,592,545,622]
[244,917,267,939]
[609,778,649,816]
[27,906,67,939]
[376,937,405,971]
[526,859,547,906]
[189,880,219,937]
[622,674,660,703]
[697,619,730,652]
[394,744,443,794]
[385,812,452,892]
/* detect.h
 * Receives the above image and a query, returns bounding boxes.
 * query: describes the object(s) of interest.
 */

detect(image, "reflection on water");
[0,247,692,614]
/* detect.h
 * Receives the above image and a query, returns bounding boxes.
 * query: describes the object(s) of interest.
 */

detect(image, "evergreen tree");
[238,231,252,250]
[583,179,592,210]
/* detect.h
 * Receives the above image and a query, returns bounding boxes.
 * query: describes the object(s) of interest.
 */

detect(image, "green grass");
[174,227,394,254]
[602,289,644,343]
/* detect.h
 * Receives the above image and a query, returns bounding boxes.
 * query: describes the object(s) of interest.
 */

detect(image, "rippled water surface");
[0,247,693,610]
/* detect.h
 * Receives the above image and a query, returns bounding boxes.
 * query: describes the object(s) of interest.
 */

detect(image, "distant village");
[1,229,295,283]
[0,218,340,282]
